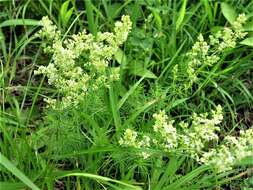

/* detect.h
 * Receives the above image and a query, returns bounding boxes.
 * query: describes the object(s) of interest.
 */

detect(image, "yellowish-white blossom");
[35,15,132,109]
[119,128,138,147]
[184,14,247,87]
[119,129,151,159]
[120,105,222,156]
[153,110,177,149]
[118,105,252,172]
[200,128,253,172]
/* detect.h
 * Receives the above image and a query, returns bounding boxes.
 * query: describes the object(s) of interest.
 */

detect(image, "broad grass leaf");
[117,76,145,109]
[109,86,121,131]
[0,182,26,190]
[163,165,209,190]
[244,21,253,31]
[249,176,253,185]
[129,63,157,79]
[167,98,189,110]
[154,156,185,190]
[240,37,253,47]
[123,99,158,127]
[211,26,224,33]
[221,3,237,24]
[0,153,40,190]
[85,0,97,35]
[236,156,253,166]
[107,3,122,19]
[115,49,127,65]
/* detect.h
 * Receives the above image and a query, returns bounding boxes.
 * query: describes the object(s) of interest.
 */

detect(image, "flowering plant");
[119,105,253,172]
[35,15,132,109]
[172,14,248,91]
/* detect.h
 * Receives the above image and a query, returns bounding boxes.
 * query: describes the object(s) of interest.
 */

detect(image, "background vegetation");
[0,0,253,189]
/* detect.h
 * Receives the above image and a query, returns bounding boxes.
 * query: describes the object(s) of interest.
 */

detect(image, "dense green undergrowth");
[0,0,253,189]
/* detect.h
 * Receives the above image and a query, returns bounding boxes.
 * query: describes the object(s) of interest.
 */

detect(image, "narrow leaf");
[236,156,253,166]
[0,28,7,62]
[55,172,142,190]
[249,176,253,185]
[65,7,74,26]
[201,0,213,25]
[124,99,158,127]
[60,0,70,21]
[85,0,97,35]
[0,19,40,27]
[60,0,73,28]
[164,165,209,189]
[167,98,188,110]
[149,8,162,31]
[0,182,26,190]
[176,0,187,32]
[109,86,121,131]
[243,21,253,31]
[117,76,145,109]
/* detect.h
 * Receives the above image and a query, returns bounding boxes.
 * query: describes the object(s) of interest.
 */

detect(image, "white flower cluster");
[153,110,178,149]
[36,16,60,42]
[185,13,247,86]
[119,105,253,172]
[200,128,253,172]
[35,15,132,109]
[119,129,151,159]
[120,105,222,158]
[179,105,223,159]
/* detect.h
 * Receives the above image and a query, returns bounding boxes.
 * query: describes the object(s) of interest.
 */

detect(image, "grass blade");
[123,98,158,127]
[154,156,185,190]
[163,165,209,189]
[0,182,26,190]
[85,0,97,35]
[55,172,142,190]
[201,0,213,25]
[60,0,74,28]
[0,19,40,27]
[176,0,187,32]
[117,76,145,110]
[109,85,121,131]
[0,153,40,190]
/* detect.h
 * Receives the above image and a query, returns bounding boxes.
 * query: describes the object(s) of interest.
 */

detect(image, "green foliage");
[176,0,187,32]
[0,153,40,190]
[0,19,41,27]
[59,0,74,29]
[241,37,253,46]
[221,2,238,24]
